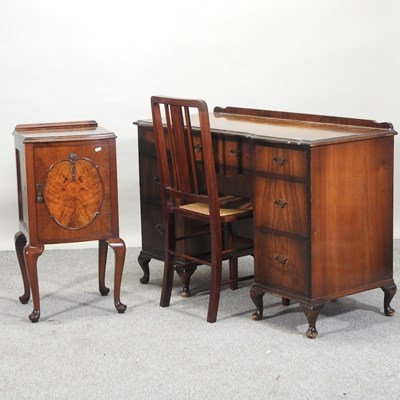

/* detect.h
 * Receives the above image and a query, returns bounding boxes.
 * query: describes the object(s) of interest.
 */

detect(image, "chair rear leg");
[229,256,238,290]
[160,253,175,307]
[160,213,175,308]
[227,223,238,290]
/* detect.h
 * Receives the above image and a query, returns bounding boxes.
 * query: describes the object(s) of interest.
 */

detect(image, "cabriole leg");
[250,285,265,321]
[176,266,197,297]
[382,284,397,316]
[138,251,151,284]
[106,238,127,314]
[14,231,30,304]
[24,244,45,323]
[98,239,110,296]
[301,303,324,339]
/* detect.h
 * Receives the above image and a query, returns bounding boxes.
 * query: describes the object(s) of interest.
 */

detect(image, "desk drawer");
[215,139,251,173]
[254,145,308,178]
[193,136,251,175]
[254,177,308,236]
[254,232,309,297]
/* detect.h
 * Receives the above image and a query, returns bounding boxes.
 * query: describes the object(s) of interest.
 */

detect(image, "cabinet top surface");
[135,107,397,146]
[13,120,116,143]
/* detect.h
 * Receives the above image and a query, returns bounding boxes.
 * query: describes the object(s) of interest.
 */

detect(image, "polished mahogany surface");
[135,105,397,337]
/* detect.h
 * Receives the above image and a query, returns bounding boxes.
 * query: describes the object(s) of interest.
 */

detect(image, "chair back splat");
[151,96,254,323]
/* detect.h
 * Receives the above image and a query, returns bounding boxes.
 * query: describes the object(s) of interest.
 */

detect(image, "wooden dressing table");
[135,106,397,337]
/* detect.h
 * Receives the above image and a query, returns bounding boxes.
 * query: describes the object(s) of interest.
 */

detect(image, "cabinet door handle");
[153,176,160,184]
[36,184,44,203]
[273,198,288,208]
[272,155,287,166]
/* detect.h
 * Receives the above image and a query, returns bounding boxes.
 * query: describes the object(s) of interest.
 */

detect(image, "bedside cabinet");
[13,120,126,322]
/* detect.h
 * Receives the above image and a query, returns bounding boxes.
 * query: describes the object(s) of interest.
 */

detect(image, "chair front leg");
[207,257,222,323]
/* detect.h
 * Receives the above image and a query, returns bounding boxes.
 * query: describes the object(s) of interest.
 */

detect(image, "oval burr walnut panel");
[43,153,103,229]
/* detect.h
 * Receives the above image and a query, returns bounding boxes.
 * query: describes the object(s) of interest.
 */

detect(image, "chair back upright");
[151,96,220,226]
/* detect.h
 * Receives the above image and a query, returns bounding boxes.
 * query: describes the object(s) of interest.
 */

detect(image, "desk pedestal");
[250,136,396,338]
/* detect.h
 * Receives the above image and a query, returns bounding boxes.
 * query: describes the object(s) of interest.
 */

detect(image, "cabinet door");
[34,140,113,243]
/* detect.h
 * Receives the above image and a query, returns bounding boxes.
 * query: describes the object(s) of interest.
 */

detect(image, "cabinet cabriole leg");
[24,244,44,323]
[15,231,30,304]
[106,238,127,314]
[98,239,110,296]
[302,303,324,339]
[382,284,397,316]
[250,285,265,321]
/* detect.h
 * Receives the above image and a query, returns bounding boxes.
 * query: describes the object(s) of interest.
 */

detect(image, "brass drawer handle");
[272,155,287,166]
[229,148,241,157]
[274,254,288,266]
[273,198,288,208]
[155,224,165,235]
[193,144,203,152]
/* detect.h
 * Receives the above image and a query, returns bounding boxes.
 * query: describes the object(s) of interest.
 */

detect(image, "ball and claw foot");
[306,326,318,339]
[180,287,191,298]
[382,285,396,316]
[115,301,127,314]
[251,310,263,321]
[384,305,395,317]
[29,310,40,323]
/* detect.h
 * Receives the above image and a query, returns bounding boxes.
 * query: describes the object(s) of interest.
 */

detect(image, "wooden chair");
[151,96,254,323]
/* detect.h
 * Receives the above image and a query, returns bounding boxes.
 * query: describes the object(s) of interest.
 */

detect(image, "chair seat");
[179,201,251,217]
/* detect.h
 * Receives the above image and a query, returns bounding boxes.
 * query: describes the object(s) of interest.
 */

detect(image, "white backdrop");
[1,0,399,250]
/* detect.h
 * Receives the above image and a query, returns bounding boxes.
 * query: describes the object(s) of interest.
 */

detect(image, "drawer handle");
[153,176,160,184]
[274,254,288,266]
[273,198,288,208]
[155,224,165,235]
[229,148,241,157]
[193,144,203,152]
[272,155,286,166]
